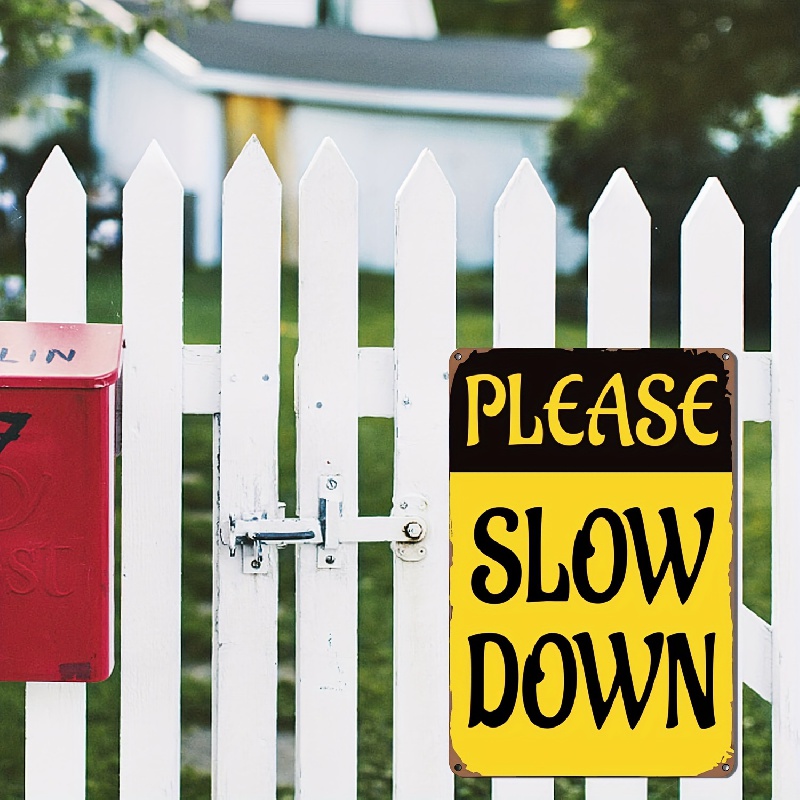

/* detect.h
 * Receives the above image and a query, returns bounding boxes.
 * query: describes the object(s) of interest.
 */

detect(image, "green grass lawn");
[0,264,773,799]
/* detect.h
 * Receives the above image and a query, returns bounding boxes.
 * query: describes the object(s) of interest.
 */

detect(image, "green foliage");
[0,0,226,113]
[0,0,228,67]
[559,1,800,131]
[433,0,560,38]
[180,767,211,798]
[0,0,95,68]
[549,0,800,336]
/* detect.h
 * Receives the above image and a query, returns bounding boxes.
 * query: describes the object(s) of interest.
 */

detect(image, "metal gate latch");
[225,475,427,572]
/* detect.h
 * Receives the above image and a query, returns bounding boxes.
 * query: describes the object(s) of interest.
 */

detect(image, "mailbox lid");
[0,322,123,388]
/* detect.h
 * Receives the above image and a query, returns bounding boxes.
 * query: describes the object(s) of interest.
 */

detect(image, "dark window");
[64,71,93,139]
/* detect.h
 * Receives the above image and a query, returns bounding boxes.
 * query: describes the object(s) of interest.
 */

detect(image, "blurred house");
[0,0,589,269]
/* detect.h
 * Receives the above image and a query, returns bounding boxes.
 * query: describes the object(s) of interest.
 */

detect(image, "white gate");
[15,134,798,799]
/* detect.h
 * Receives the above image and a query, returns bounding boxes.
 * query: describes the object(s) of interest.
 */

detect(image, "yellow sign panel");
[449,349,736,778]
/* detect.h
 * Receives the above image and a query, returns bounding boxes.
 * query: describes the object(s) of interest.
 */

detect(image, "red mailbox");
[0,321,122,682]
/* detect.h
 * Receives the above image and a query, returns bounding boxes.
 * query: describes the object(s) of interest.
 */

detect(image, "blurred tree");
[0,0,226,111]
[0,0,230,66]
[548,0,800,337]
[0,0,226,264]
[433,0,560,37]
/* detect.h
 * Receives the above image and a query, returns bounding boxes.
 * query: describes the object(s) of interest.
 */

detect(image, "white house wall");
[92,51,225,266]
[5,44,586,272]
[232,0,318,27]
[282,104,587,272]
[232,0,438,37]
[350,0,438,38]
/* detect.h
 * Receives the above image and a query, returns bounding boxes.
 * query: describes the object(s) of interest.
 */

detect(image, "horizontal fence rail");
[14,136,789,799]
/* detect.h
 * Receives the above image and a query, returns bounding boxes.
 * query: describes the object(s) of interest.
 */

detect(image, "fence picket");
[213,136,282,798]
[393,150,455,798]
[120,142,184,799]
[24,146,87,800]
[585,167,650,800]
[492,160,555,800]
[681,180,744,350]
[295,138,359,798]
[493,159,556,348]
[771,189,800,797]
[587,168,650,349]
[679,178,743,800]
[25,146,87,324]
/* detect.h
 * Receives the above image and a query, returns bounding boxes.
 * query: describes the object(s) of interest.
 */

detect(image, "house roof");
[109,1,589,119]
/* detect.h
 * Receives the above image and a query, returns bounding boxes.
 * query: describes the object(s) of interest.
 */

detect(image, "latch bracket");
[317,475,343,569]
[225,476,428,573]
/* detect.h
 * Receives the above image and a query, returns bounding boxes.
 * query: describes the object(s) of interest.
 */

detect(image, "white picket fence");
[13,134,798,799]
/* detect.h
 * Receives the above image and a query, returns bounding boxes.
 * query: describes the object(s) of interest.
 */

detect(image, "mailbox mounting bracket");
[226,475,427,573]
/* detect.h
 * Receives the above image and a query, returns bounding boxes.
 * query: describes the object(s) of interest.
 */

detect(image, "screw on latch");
[326,477,338,490]
[251,559,261,570]
[325,554,336,564]
[404,521,424,540]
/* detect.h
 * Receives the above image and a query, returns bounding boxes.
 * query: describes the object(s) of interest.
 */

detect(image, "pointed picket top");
[772,188,800,347]
[395,148,455,272]
[28,145,84,206]
[222,133,282,301]
[394,149,455,285]
[587,168,650,347]
[496,158,554,218]
[121,139,183,350]
[224,134,280,193]
[125,140,182,197]
[297,137,357,334]
[298,137,357,282]
[772,187,800,296]
[123,140,184,233]
[300,136,356,195]
[26,146,86,323]
[221,131,282,351]
[680,177,743,348]
[493,159,555,347]
[394,148,455,301]
[590,167,649,226]
[396,148,454,209]
[773,187,800,251]
[682,176,741,236]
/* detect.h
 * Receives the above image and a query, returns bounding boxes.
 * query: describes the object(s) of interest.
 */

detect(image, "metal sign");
[449,348,736,778]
